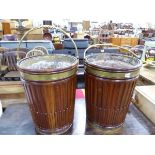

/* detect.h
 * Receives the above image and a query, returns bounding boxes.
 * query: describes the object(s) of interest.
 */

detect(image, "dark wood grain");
[85,72,138,128]
[22,75,77,134]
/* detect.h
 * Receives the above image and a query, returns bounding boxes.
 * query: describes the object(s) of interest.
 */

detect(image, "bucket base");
[87,119,124,130]
[35,124,72,135]
[86,120,124,135]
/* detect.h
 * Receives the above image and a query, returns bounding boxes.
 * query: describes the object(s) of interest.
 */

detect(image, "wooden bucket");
[17,25,79,134]
[84,44,142,128]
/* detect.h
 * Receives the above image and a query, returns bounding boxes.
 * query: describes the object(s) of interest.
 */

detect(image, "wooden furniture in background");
[139,65,155,85]
[0,81,26,108]
[0,40,55,53]
[82,20,90,31]
[110,37,121,45]
[53,43,63,50]
[134,85,155,124]
[43,32,52,41]
[1,22,11,34]
[3,50,26,80]
[110,37,139,47]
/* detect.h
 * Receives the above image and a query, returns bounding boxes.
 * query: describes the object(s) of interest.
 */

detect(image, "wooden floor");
[0,98,155,135]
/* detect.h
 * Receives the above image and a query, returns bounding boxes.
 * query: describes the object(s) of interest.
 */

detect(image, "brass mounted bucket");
[84,44,142,128]
[17,25,79,134]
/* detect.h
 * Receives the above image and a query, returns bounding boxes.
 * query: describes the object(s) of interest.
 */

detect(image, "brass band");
[85,65,140,79]
[20,68,77,81]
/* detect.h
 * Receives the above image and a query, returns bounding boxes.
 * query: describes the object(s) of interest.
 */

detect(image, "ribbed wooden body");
[85,72,138,128]
[22,75,76,134]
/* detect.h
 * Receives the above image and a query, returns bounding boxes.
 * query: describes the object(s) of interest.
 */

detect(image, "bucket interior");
[18,54,78,72]
[85,53,142,71]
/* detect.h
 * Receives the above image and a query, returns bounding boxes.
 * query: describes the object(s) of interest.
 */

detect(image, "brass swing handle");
[83,43,144,63]
[17,25,79,60]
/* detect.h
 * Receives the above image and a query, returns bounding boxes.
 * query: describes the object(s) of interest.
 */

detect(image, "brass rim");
[17,54,79,73]
[85,65,140,79]
[20,68,77,81]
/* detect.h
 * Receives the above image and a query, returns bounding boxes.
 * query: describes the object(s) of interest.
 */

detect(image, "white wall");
[1,0,155,26]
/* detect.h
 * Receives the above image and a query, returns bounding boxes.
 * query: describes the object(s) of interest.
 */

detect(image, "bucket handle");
[17,25,79,60]
[84,43,144,62]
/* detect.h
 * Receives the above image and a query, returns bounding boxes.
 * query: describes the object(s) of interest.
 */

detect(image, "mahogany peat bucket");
[17,54,78,134]
[84,53,142,128]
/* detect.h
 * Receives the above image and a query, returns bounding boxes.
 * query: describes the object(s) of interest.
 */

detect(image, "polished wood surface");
[85,72,138,128]
[22,75,77,134]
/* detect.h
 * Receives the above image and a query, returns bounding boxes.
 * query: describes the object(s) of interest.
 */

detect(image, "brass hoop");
[83,43,144,63]
[17,25,79,60]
